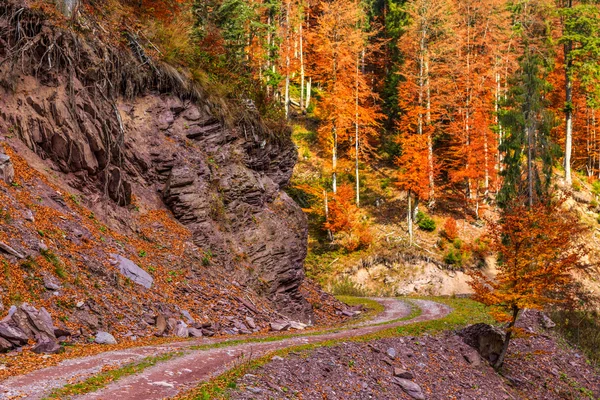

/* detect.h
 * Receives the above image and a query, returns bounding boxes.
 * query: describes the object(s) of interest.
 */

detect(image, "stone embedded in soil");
[0,242,24,259]
[540,313,556,329]
[188,327,203,337]
[270,321,291,332]
[32,340,63,354]
[392,377,425,400]
[289,321,307,330]
[459,323,505,364]
[43,275,61,291]
[0,152,14,184]
[181,310,194,324]
[155,315,167,335]
[0,336,13,352]
[174,321,189,338]
[110,254,153,289]
[387,347,397,359]
[95,331,117,345]
[394,367,415,379]
[245,316,256,329]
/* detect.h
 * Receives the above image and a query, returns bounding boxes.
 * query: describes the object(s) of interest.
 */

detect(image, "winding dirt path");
[1,299,451,399]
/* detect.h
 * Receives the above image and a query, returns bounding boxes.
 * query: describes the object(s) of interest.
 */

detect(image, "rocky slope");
[229,311,600,400]
[0,0,348,355]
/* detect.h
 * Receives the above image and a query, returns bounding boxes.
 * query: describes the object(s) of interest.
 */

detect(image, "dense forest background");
[89,0,600,257]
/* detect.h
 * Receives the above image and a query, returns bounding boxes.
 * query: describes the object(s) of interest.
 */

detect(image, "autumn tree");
[445,0,511,217]
[469,199,588,369]
[309,0,381,201]
[395,133,430,245]
[397,0,455,209]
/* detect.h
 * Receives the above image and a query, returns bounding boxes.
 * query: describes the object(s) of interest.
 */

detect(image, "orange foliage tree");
[308,0,380,201]
[395,133,430,245]
[325,184,372,251]
[468,198,588,370]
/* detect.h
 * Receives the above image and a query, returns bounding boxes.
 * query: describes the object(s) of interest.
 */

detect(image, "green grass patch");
[179,297,491,400]
[336,295,384,317]
[44,352,182,398]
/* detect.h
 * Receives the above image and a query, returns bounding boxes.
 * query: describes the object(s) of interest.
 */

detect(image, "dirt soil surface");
[0,299,449,399]
[229,311,600,400]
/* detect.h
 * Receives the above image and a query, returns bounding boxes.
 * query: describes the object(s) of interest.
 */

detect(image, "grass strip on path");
[44,351,182,399]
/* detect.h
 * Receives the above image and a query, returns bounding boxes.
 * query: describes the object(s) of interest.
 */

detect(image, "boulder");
[0,336,13,352]
[0,323,29,345]
[245,316,256,330]
[0,153,14,185]
[393,368,414,379]
[174,321,189,338]
[32,340,63,354]
[155,314,167,335]
[20,304,55,339]
[109,254,153,289]
[188,327,203,338]
[270,321,290,332]
[540,313,556,329]
[94,331,117,345]
[0,242,24,259]
[289,321,307,330]
[386,347,397,360]
[459,323,505,364]
[392,377,425,400]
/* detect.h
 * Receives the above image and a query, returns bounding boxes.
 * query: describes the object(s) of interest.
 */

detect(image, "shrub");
[592,180,600,196]
[416,211,436,232]
[444,248,464,267]
[444,239,470,268]
[326,185,373,252]
[442,217,458,240]
[331,277,368,297]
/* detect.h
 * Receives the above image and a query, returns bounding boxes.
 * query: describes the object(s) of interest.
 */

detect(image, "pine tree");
[497,0,558,208]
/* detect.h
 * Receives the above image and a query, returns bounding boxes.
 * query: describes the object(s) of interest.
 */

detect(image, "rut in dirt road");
[0,299,451,400]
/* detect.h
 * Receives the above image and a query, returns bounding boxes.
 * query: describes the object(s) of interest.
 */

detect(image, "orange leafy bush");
[325,185,372,252]
[442,217,458,241]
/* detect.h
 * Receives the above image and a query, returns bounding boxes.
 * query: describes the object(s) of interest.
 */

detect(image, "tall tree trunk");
[425,53,435,207]
[332,124,338,194]
[494,306,520,370]
[355,54,360,207]
[407,190,413,246]
[564,0,574,185]
[284,0,291,119]
[300,20,305,114]
[527,124,534,208]
[305,78,312,110]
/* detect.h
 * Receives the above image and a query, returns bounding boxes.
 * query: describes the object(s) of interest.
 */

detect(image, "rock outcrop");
[0,304,63,354]
[459,323,506,365]
[0,1,312,321]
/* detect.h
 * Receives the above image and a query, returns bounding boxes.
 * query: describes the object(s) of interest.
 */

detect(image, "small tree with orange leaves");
[468,198,588,370]
[395,133,430,245]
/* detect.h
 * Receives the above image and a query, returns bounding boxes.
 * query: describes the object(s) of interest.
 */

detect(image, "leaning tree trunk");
[494,306,520,370]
